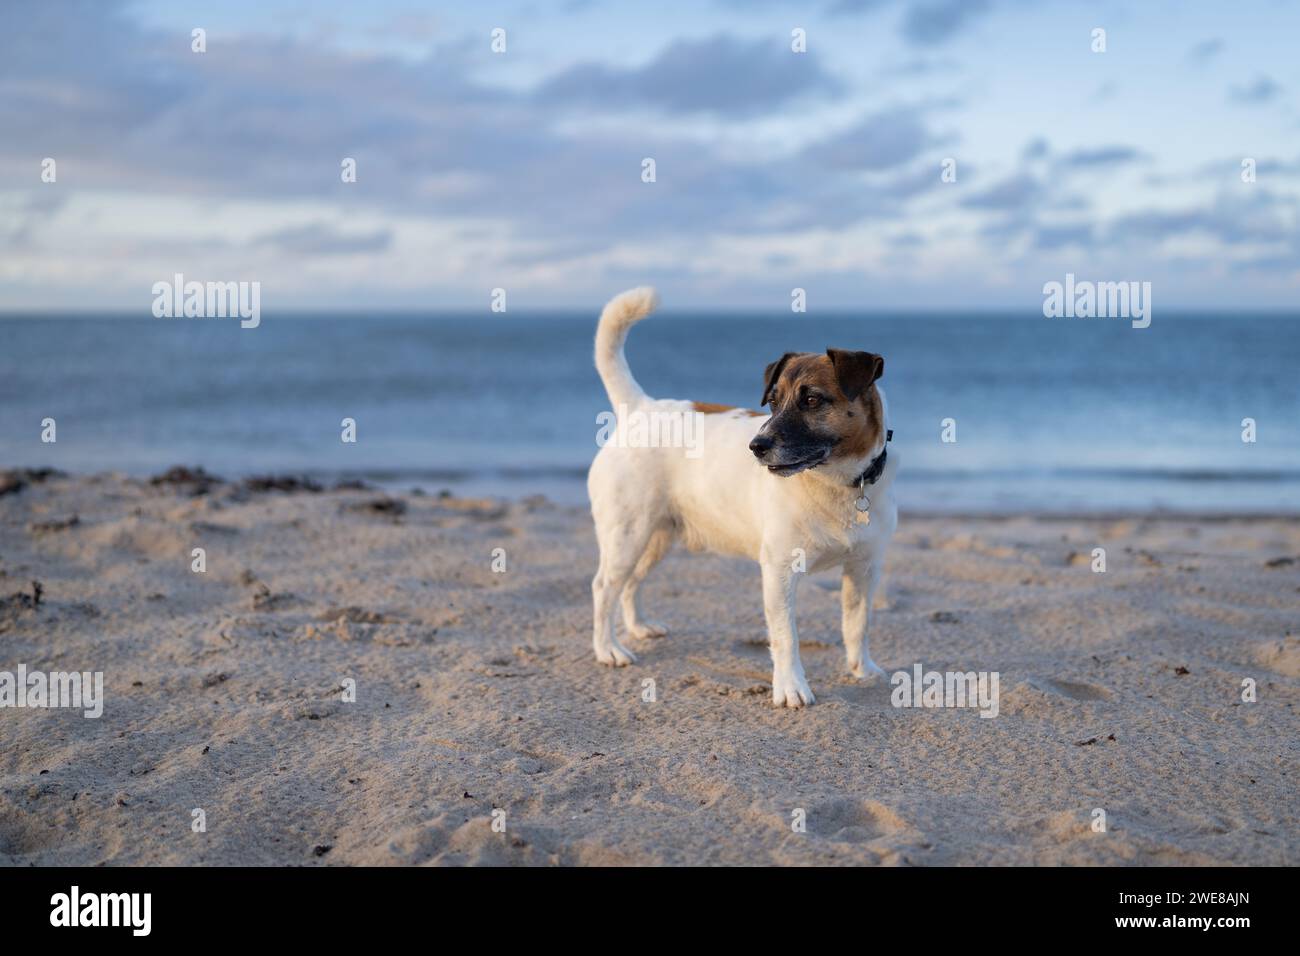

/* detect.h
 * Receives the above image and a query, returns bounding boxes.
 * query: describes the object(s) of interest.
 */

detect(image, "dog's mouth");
[765,448,831,477]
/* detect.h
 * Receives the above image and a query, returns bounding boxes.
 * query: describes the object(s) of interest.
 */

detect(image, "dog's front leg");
[842,558,886,679]
[760,554,814,708]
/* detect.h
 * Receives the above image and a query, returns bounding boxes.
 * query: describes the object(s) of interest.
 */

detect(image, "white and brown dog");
[588,287,897,708]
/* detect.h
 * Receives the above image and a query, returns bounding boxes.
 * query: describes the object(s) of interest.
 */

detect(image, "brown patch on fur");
[834,385,884,460]
[692,401,764,417]
[765,352,884,460]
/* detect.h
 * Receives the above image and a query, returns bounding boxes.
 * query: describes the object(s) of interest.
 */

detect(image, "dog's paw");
[772,671,815,708]
[627,620,668,640]
[849,657,888,681]
[595,642,637,667]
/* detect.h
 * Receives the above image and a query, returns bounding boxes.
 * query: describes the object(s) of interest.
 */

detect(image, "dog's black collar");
[851,429,892,488]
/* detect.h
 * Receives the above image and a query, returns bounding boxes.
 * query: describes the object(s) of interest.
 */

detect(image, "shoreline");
[5,467,1300,521]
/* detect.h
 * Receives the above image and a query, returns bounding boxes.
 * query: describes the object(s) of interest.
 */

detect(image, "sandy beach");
[1,468,1296,866]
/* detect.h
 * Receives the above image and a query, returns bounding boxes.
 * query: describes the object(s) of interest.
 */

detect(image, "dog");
[587,287,897,708]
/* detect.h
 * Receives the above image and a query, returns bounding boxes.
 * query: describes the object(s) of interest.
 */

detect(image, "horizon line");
[3,307,1300,319]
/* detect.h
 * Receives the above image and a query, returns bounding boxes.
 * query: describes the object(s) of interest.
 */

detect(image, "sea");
[2,312,1297,514]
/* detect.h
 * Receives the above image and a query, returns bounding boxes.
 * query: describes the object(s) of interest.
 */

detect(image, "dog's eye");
[801,394,823,410]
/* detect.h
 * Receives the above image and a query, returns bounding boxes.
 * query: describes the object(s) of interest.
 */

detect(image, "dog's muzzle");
[750,435,832,477]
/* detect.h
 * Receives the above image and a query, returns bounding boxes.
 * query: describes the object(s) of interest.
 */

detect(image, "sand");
[1,468,1296,866]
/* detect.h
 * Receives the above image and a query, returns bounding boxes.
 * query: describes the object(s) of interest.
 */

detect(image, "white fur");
[587,288,898,708]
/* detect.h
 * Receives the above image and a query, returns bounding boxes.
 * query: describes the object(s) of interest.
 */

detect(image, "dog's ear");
[761,352,797,407]
[826,349,884,401]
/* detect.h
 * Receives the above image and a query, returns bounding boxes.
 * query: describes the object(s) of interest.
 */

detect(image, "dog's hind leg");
[591,520,656,667]
[871,569,890,610]
[620,526,673,640]
[842,557,887,679]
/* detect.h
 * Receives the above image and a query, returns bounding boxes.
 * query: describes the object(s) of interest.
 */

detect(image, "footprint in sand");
[496,751,563,776]
[1001,676,1114,716]
[804,798,911,844]
[1252,637,1300,678]
[1027,677,1113,701]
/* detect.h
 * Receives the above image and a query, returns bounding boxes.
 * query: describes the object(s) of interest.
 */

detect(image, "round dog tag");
[854,493,871,525]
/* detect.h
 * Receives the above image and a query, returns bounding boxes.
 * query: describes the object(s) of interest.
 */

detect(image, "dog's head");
[749,349,885,477]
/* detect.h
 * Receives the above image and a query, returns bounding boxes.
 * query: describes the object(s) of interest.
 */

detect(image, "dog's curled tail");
[594,286,658,414]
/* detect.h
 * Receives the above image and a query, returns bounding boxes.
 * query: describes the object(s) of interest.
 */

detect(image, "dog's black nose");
[749,434,774,459]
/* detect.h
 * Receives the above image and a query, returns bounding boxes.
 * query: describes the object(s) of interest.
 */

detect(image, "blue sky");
[1,0,1298,310]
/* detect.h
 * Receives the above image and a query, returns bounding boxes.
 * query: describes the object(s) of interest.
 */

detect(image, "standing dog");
[588,287,897,708]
